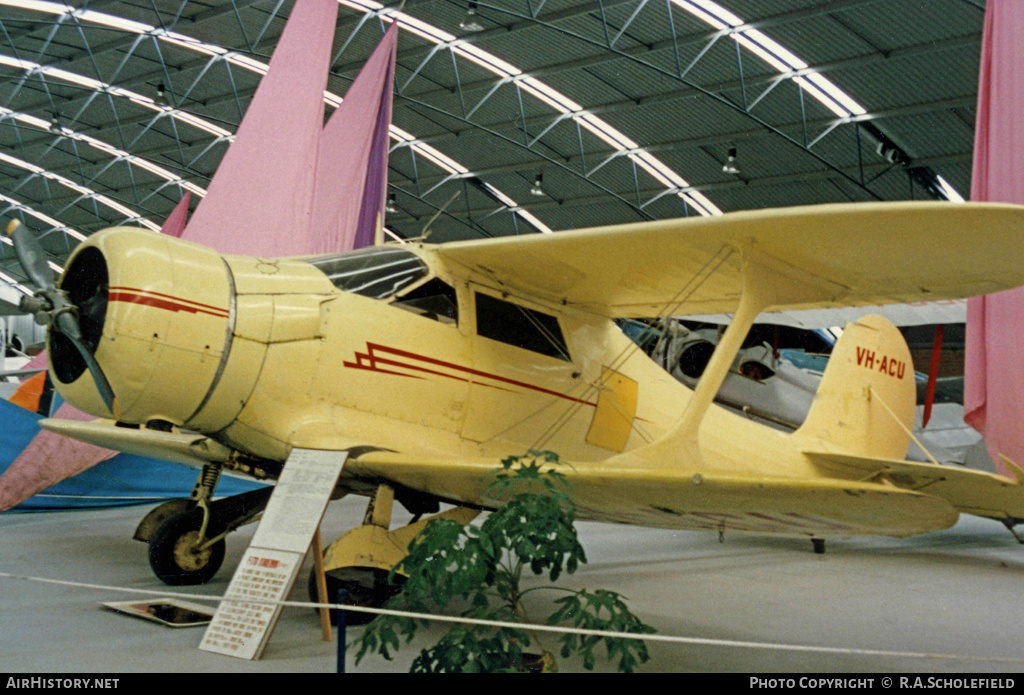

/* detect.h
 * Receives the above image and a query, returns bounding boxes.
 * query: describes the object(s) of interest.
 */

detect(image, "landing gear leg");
[1001,518,1024,544]
[311,484,479,625]
[146,463,226,586]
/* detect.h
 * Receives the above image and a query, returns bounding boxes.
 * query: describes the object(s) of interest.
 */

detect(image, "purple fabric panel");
[0,352,120,511]
[309,23,398,255]
[964,0,1024,475]
[353,73,396,250]
[182,0,337,256]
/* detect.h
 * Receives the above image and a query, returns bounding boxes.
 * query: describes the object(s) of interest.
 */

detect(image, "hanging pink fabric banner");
[182,0,337,256]
[310,22,398,254]
[159,191,191,238]
[964,0,1024,475]
[1,1,338,512]
[0,351,120,511]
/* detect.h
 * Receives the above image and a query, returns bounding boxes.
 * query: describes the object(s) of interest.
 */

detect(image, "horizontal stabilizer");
[805,450,1024,521]
[348,451,958,538]
[39,418,233,469]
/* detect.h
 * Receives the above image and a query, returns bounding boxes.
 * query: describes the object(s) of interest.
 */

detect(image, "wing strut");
[618,244,838,468]
[670,248,772,448]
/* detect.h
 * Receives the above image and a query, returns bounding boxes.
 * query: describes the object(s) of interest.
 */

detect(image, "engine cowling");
[52,227,239,428]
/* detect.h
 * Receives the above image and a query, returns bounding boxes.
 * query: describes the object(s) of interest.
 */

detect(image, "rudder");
[795,315,916,460]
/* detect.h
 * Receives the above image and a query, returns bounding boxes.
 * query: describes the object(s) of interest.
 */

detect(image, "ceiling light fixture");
[530,174,545,196]
[154,83,169,107]
[722,147,740,175]
[459,2,485,33]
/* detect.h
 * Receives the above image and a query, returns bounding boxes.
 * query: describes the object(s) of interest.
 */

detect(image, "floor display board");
[199,448,347,660]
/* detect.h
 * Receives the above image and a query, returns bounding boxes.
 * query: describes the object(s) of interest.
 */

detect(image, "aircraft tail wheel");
[307,566,405,626]
[148,510,226,586]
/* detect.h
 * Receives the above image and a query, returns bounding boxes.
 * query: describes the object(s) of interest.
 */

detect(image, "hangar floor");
[2,495,1023,674]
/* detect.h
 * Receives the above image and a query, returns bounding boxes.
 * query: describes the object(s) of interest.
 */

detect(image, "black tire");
[307,566,404,626]
[148,510,226,586]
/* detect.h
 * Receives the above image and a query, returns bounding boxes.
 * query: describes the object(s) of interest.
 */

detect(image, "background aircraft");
[625,317,988,469]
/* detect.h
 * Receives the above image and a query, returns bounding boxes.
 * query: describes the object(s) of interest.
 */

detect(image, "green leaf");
[352,452,655,672]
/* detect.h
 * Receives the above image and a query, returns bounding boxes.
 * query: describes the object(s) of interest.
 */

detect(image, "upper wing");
[434,201,1024,318]
[685,300,968,329]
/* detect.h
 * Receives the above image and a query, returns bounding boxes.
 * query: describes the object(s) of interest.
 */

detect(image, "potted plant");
[353,451,655,673]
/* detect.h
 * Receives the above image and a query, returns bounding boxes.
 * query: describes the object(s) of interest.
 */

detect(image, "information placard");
[200,448,347,660]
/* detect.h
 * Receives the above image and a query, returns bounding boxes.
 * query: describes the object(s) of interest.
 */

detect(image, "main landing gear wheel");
[308,566,405,626]
[148,510,226,586]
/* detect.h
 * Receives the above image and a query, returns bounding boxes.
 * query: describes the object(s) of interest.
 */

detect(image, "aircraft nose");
[49,226,233,426]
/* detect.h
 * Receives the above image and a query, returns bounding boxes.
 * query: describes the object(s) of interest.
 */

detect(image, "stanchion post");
[335,587,348,673]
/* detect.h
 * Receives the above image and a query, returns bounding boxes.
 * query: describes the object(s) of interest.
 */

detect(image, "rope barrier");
[2,569,1022,666]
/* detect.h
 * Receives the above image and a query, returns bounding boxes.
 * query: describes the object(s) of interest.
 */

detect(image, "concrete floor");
[2,495,1023,674]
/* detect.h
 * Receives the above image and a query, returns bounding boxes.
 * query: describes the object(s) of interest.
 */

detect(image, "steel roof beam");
[384,149,973,231]
[386,93,977,187]
[23,88,975,214]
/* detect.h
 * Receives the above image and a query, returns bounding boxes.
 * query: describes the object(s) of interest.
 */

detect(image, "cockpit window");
[392,278,458,325]
[308,247,428,299]
[475,292,570,361]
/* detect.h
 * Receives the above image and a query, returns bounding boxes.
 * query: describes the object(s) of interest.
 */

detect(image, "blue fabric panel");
[0,397,266,512]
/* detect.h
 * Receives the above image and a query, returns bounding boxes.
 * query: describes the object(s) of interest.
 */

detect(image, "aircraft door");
[463,287,582,451]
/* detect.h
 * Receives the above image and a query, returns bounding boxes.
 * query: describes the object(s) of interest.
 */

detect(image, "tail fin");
[795,315,915,460]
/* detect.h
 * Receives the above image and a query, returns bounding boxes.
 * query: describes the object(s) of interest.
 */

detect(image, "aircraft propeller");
[5,219,118,417]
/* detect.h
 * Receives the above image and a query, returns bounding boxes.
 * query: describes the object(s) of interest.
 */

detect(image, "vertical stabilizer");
[796,315,916,460]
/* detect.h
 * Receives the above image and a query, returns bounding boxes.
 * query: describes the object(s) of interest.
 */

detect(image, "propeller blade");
[54,310,117,417]
[7,219,56,292]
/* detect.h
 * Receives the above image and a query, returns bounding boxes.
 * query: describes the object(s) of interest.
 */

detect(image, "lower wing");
[38,417,960,539]
[349,451,958,539]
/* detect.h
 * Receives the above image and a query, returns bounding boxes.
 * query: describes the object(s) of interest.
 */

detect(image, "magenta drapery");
[159,192,191,238]
[0,349,120,511]
[181,0,336,256]
[183,0,396,257]
[0,402,117,511]
[964,0,1024,476]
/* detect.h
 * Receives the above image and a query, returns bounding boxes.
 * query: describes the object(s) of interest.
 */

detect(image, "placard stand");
[199,448,348,660]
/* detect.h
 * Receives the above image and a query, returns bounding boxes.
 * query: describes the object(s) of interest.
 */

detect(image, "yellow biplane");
[11,200,1024,609]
